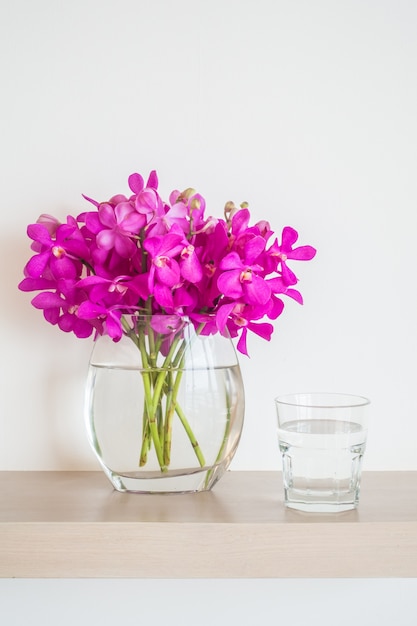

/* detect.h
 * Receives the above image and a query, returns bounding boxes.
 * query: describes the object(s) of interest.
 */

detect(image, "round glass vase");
[84,314,245,493]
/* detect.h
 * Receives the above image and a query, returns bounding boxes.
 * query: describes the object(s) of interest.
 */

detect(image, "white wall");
[1,579,417,626]
[1,0,416,474]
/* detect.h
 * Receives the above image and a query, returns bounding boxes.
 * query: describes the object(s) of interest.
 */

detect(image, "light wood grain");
[1,471,416,578]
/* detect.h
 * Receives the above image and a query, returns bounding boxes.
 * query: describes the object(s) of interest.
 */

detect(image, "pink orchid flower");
[217,236,271,306]
[215,301,274,356]
[93,201,145,258]
[24,217,88,280]
[30,279,96,338]
[77,300,123,341]
[266,226,316,285]
[144,230,184,290]
[18,169,316,353]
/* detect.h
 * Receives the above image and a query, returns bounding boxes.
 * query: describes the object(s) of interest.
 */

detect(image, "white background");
[1,0,416,622]
[1,0,417,472]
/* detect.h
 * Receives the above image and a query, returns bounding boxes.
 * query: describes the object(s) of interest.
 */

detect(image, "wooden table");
[1,471,416,578]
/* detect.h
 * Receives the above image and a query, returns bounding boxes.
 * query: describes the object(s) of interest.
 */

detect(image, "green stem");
[174,401,206,467]
[139,420,150,466]
[163,359,184,466]
[138,325,166,471]
[204,379,232,487]
[123,316,209,474]
[150,335,182,417]
[145,300,157,367]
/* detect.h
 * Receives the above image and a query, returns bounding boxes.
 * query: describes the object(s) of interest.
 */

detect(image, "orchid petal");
[281,263,298,286]
[281,226,299,251]
[84,212,103,234]
[77,301,105,319]
[27,224,52,246]
[130,273,150,300]
[146,170,158,189]
[114,233,136,258]
[78,275,109,287]
[128,173,144,194]
[98,204,117,228]
[26,251,50,278]
[115,202,135,223]
[165,203,188,219]
[37,214,60,236]
[58,314,75,333]
[18,277,57,292]
[243,275,271,306]
[247,321,274,341]
[267,276,288,294]
[288,245,317,261]
[61,315,94,338]
[109,194,129,205]
[121,211,146,233]
[155,258,180,287]
[236,327,248,356]
[243,236,266,263]
[151,314,182,334]
[31,292,64,309]
[50,256,79,280]
[219,252,243,271]
[96,229,116,250]
[144,232,184,258]
[215,303,236,333]
[268,296,285,319]
[286,288,303,304]
[153,283,174,309]
[135,188,160,213]
[44,307,59,325]
[217,270,243,299]
[105,312,123,340]
[180,252,203,283]
[82,194,100,207]
[231,208,250,235]
[72,319,94,338]
[173,285,197,310]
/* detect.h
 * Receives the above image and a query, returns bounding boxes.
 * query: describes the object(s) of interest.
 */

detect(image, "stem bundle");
[128,317,206,473]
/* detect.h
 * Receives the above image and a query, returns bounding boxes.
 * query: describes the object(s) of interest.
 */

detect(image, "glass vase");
[84,314,245,493]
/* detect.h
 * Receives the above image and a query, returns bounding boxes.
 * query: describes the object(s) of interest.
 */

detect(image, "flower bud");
[224,201,238,225]
[177,188,196,203]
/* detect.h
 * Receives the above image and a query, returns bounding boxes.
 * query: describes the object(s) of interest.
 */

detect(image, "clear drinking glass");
[275,393,370,512]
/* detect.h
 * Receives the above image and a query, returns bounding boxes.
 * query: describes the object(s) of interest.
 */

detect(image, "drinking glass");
[275,393,370,512]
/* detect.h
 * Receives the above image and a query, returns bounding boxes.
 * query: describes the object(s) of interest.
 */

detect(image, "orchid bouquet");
[18,170,316,475]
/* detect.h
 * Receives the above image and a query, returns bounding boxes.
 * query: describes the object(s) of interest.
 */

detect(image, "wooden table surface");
[1,471,416,578]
